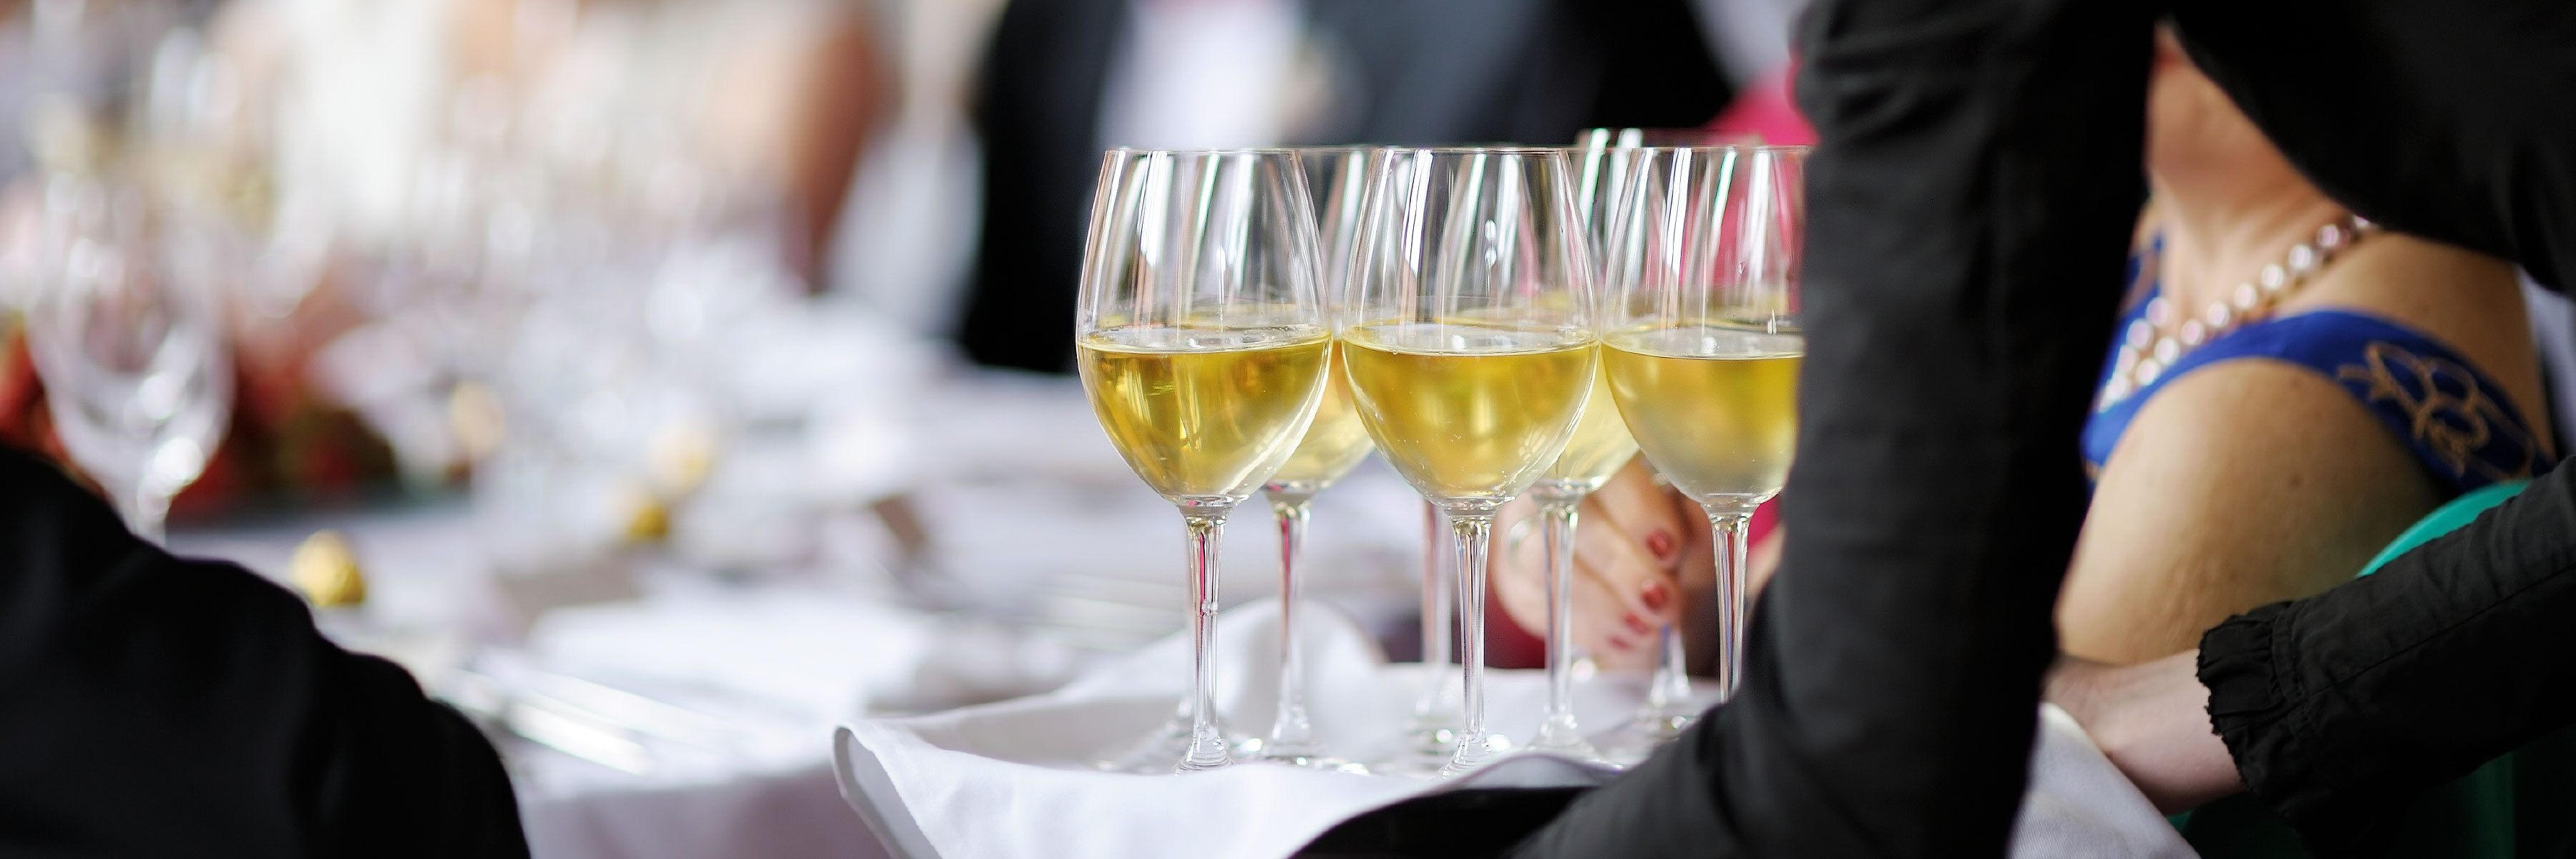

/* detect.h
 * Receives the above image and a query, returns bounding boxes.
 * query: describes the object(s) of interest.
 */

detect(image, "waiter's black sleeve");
[1500,0,2158,855]
[0,450,528,858]
[2194,462,2576,857]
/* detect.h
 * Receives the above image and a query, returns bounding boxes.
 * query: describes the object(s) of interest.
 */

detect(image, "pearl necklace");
[2097,214,2378,410]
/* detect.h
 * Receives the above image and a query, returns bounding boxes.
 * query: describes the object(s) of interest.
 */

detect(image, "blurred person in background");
[952,0,1745,372]
[1493,26,2555,670]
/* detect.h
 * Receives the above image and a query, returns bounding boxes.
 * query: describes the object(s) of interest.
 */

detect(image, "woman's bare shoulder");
[2064,361,2441,661]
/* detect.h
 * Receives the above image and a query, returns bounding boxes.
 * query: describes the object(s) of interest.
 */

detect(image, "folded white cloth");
[833,600,2195,859]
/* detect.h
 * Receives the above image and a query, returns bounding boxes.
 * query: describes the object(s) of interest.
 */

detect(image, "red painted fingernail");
[1640,581,1671,613]
[1645,530,1677,559]
[1624,613,1654,636]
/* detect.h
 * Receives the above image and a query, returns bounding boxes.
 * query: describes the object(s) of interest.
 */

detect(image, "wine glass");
[1241,147,1382,771]
[1342,147,1598,777]
[1075,149,1332,774]
[24,175,233,542]
[1592,145,1804,763]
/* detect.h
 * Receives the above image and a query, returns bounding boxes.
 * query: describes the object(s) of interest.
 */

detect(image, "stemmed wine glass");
[1241,147,1381,771]
[1342,147,1598,777]
[1076,149,1332,774]
[1593,145,1805,762]
[25,176,234,542]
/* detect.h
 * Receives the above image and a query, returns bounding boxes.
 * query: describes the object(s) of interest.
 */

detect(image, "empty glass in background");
[1075,149,1332,774]
[24,176,234,543]
[1341,147,1599,777]
[1592,145,1805,765]
[1240,147,1382,772]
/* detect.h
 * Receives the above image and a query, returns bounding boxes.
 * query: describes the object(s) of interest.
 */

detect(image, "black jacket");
[0,450,527,857]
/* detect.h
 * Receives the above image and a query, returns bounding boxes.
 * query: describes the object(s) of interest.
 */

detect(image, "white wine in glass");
[1342,147,1599,777]
[1594,145,1806,765]
[1075,149,1332,774]
[1602,327,1800,505]
[1081,329,1333,500]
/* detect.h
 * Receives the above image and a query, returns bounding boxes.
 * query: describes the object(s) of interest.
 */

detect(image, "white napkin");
[2014,705,2201,858]
[833,601,2195,859]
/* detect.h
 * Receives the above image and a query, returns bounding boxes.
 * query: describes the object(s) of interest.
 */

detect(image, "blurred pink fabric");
[1707,64,1815,145]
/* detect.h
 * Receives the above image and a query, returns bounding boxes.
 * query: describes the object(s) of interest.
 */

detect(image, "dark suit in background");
[956,0,1734,373]
[0,450,527,857]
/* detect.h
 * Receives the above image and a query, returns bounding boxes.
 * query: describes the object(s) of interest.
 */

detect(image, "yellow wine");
[1078,326,1332,503]
[1540,351,1639,492]
[1265,341,1375,491]
[1602,326,1801,509]
[1341,321,1594,503]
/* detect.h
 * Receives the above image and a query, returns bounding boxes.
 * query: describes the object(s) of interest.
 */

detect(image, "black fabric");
[1297,787,1584,858]
[2197,460,2576,858]
[955,0,1732,373]
[956,0,1132,373]
[1508,0,2156,855]
[0,449,527,858]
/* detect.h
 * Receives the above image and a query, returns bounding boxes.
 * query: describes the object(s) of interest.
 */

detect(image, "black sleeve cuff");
[2198,603,2396,858]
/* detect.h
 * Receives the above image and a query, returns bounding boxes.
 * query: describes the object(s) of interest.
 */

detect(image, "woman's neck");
[2150,176,2347,312]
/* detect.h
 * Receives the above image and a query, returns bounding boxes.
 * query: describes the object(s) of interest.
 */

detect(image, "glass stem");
[1265,492,1319,754]
[1178,510,1233,772]
[1442,512,1497,776]
[1709,510,1753,700]
[1645,621,1691,718]
[1410,502,1455,735]
[1533,492,1586,750]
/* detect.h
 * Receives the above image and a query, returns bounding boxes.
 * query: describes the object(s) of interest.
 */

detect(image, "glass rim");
[1624,143,1814,155]
[1101,146,1308,157]
[1379,145,1579,155]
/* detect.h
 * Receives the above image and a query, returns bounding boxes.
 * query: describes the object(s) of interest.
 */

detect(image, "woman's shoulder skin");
[2059,235,2545,664]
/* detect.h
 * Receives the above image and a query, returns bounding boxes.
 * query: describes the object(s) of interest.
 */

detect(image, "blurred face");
[2145,27,2291,188]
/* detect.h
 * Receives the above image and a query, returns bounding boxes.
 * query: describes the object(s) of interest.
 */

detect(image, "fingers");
[1576,568,1657,671]
[1488,492,1662,671]
[1571,459,1691,627]
[1589,457,1690,571]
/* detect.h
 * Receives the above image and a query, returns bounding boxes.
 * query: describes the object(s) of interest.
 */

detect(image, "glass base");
[1238,737,1369,773]
[1439,731,1512,778]
[1591,712,1694,768]
[1522,735,1616,769]
[1367,724,1459,777]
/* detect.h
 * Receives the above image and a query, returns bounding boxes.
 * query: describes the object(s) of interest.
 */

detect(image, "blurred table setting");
[162,368,1429,859]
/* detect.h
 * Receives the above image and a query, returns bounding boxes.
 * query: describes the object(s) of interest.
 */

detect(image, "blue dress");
[2082,247,2552,495]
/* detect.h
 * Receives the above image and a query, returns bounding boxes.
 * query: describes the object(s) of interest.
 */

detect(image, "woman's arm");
[2059,360,2441,664]
[2048,652,2243,812]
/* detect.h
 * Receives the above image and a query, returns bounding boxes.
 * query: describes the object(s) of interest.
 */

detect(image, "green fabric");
[2182,480,2544,858]
[2357,481,2530,577]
